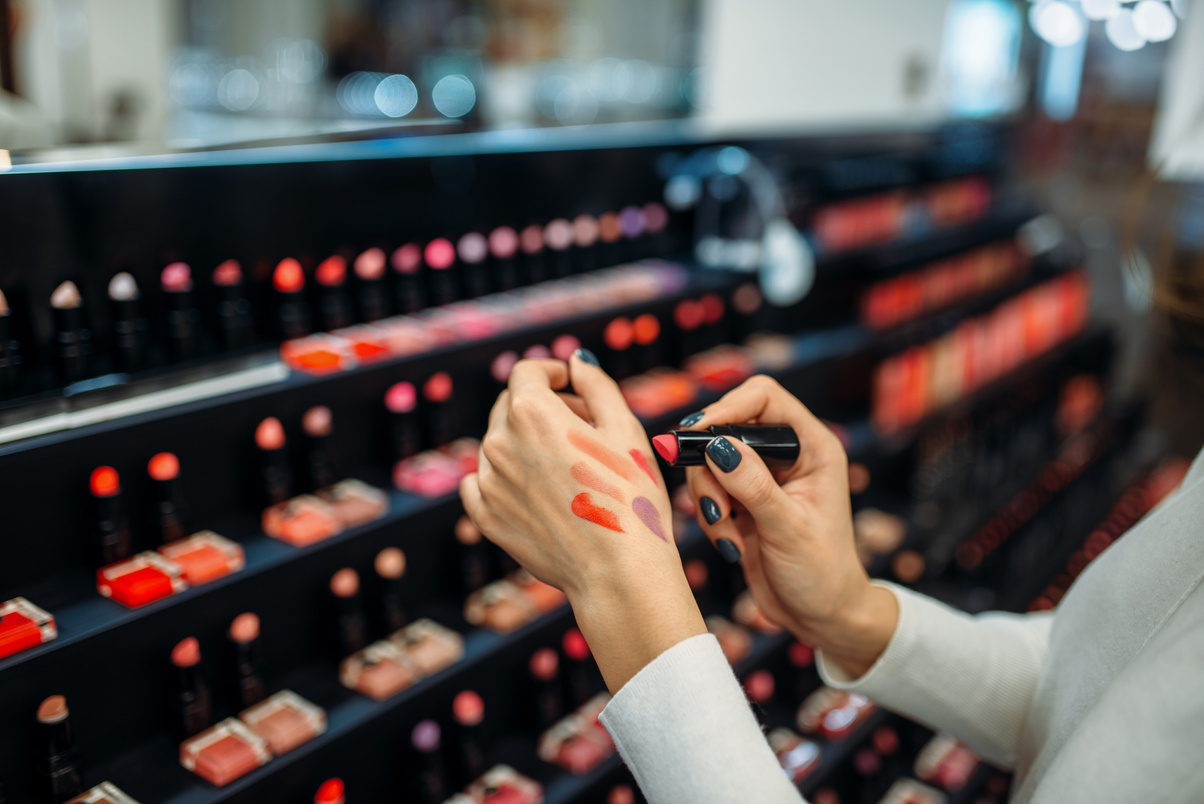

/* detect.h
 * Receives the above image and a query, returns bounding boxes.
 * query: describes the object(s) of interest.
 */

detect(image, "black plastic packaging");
[660,424,800,469]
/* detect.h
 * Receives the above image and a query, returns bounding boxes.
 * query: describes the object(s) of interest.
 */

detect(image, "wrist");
[794,580,898,679]
[568,565,706,694]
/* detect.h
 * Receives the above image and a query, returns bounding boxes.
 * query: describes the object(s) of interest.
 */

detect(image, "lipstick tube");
[354,248,390,322]
[90,466,131,567]
[374,547,408,636]
[212,260,255,350]
[330,568,368,659]
[273,258,311,340]
[425,239,459,307]
[391,244,427,315]
[315,256,352,332]
[452,690,486,788]
[51,282,89,384]
[385,381,420,462]
[0,294,20,398]
[35,695,83,803]
[410,720,447,804]
[107,273,143,373]
[162,262,200,360]
[302,406,335,491]
[529,648,563,733]
[255,417,292,506]
[652,424,800,469]
[228,613,266,709]
[147,452,186,544]
[172,637,213,740]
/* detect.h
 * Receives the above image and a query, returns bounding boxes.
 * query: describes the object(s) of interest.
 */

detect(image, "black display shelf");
[797,709,893,798]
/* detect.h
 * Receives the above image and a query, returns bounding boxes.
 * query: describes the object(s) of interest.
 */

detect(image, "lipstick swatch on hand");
[632,497,667,542]
[571,493,623,533]
[568,431,637,482]
[629,450,658,486]
[571,463,624,502]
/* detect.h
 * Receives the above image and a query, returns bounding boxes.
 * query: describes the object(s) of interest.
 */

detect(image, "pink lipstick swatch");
[568,430,638,482]
[629,450,658,486]
[572,493,624,532]
[632,497,667,542]
[571,462,624,502]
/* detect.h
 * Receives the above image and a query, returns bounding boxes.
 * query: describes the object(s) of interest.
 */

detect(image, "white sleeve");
[817,582,1053,768]
[599,634,804,804]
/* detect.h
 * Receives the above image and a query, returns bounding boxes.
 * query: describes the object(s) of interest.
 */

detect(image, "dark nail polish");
[715,538,741,564]
[706,437,741,473]
[679,410,705,427]
[700,496,722,525]
[573,348,600,367]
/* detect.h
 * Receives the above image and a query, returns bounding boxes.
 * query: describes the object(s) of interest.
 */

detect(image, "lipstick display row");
[871,271,1091,434]
[811,176,992,255]
[280,261,688,376]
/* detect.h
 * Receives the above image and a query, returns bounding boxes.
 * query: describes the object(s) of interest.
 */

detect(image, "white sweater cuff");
[599,634,803,804]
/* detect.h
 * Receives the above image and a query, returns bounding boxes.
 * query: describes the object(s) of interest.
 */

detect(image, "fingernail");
[700,496,722,525]
[706,437,741,473]
[715,538,742,564]
[679,410,705,427]
[573,348,600,367]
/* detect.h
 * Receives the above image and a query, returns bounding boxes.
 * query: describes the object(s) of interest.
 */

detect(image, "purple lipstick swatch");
[632,496,667,542]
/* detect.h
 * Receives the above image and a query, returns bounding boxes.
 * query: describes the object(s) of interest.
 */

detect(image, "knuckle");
[480,432,505,465]
[749,374,780,393]
[742,473,779,509]
[507,393,543,425]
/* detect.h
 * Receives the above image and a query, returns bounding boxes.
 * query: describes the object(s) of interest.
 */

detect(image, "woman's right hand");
[682,376,898,677]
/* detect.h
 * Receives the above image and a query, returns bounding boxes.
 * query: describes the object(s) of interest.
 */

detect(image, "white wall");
[696,0,953,134]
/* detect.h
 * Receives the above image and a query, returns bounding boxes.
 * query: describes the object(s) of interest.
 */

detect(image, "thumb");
[702,436,795,534]
[568,348,637,431]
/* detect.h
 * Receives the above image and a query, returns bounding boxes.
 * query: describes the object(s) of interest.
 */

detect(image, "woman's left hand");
[460,350,705,692]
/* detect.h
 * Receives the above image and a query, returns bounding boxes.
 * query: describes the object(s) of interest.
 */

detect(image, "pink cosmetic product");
[316,479,388,529]
[339,640,417,700]
[390,618,465,676]
[239,690,326,756]
[390,243,426,314]
[180,718,272,787]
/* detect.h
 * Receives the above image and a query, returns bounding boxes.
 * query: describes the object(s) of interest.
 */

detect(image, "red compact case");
[65,782,141,803]
[97,552,187,608]
[795,687,877,739]
[463,764,543,804]
[339,640,417,701]
[262,495,342,547]
[239,690,326,756]
[158,531,244,586]
[389,618,464,677]
[315,479,388,528]
[767,728,821,783]
[915,734,980,792]
[180,717,272,787]
[464,578,540,633]
[537,693,614,775]
[0,597,56,658]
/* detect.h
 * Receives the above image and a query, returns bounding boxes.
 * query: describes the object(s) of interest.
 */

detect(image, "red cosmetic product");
[411,720,448,804]
[608,785,636,804]
[65,782,141,803]
[315,256,353,332]
[464,765,543,804]
[90,465,131,567]
[684,344,755,392]
[391,618,464,676]
[158,530,244,586]
[423,372,455,447]
[339,639,416,700]
[317,479,387,529]
[239,689,326,756]
[0,597,56,659]
[530,647,564,733]
[706,616,751,665]
[212,259,255,350]
[393,449,466,498]
[50,280,89,383]
[273,258,311,339]
[96,551,186,608]
[385,381,421,462]
[602,316,634,380]
[107,272,143,372]
[302,405,335,491]
[228,612,266,709]
[519,223,546,284]
[562,628,594,708]
[489,226,521,291]
[744,669,775,707]
[374,547,408,635]
[425,238,458,306]
[255,417,293,506]
[263,494,341,546]
[674,297,705,359]
[180,718,271,787]
[161,262,200,360]
[550,334,581,363]
[795,687,876,739]
[652,424,799,469]
[537,706,614,775]
[147,451,186,544]
[354,247,390,322]
[458,232,490,298]
[331,568,368,659]
[35,694,83,802]
[172,636,213,739]
[390,243,427,314]
[631,313,662,372]
[768,728,821,783]
[490,351,519,386]
[314,779,345,804]
[914,734,979,792]
[452,690,487,788]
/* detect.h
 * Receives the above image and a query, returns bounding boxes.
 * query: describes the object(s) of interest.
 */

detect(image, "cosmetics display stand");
[0,123,1161,804]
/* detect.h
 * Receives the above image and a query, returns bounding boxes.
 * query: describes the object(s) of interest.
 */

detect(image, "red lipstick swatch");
[571,493,623,533]
[571,463,624,502]
[629,450,658,486]
[568,430,637,482]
